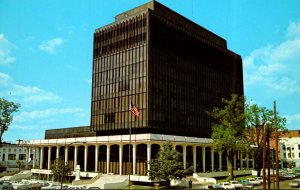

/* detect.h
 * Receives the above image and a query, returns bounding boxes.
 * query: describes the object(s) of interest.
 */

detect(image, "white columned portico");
[211,148,214,171]
[84,145,88,171]
[95,145,99,172]
[119,145,123,175]
[202,146,206,172]
[47,146,51,170]
[39,147,43,169]
[106,145,110,174]
[193,146,197,173]
[74,145,78,171]
[132,144,136,175]
[147,143,151,172]
[183,145,187,169]
[219,151,222,171]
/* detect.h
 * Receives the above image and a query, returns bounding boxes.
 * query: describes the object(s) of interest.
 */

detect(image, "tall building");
[28,1,246,181]
[91,1,243,138]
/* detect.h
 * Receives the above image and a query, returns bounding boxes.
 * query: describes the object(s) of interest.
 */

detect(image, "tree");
[244,102,287,176]
[148,143,193,188]
[51,157,71,183]
[207,94,246,180]
[0,98,20,143]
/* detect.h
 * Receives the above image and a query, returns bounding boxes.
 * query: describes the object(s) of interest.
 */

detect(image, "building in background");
[280,130,300,168]
[0,140,38,172]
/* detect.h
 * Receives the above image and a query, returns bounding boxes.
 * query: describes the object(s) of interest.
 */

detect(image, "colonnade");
[30,143,254,175]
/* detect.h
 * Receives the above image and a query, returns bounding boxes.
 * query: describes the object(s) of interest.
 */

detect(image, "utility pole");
[274,101,279,189]
[262,123,266,190]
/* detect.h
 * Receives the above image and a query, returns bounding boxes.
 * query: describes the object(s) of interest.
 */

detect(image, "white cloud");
[12,84,62,104]
[0,34,16,65]
[0,72,12,85]
[39,37,63,54]
[15,108,83,122]
[286,21,300,39]
[244,21,300,95]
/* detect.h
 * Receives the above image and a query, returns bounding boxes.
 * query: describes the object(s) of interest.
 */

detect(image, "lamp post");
[60,141,85,190]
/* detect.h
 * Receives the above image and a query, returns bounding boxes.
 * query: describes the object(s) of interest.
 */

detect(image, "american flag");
[129,103,140,117]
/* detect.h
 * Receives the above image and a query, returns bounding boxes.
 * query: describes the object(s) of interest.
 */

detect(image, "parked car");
[229,180,243,189]
[246,178,261,186]
[254,177,263,184]
[239,180,253,187]
[212,183,225,189]
[242,185,255,189]
[0,180,13,190]
[41,183,60,189]
[289,179,300,187]
[218,182,235,189]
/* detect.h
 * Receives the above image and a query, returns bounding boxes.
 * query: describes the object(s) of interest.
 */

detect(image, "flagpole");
[129,118,131,190]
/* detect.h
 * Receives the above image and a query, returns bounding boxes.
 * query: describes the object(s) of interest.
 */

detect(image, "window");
[19,154,26,160]
[104,113,115,123]
[8,154,16,160]
[119,81,129,91]
[298,144,300,150]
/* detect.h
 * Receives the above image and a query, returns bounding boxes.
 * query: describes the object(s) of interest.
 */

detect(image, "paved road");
[256,179,296,189]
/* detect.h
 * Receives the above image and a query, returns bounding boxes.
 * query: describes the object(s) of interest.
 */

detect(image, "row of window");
[283,152,300,159]
[1,154,27,161]
[0,148,26,153]
[93,45,147,74]
[282,144,300,150]
[92,93,147,115]
[94,14,147,56]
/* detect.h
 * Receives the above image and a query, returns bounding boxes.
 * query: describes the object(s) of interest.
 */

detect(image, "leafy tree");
[51,157,71,183]
[148,143,193,188]
[207,94,246,180]
[244,102,287,176]
[0,98,20,143]
[16,160,25,171]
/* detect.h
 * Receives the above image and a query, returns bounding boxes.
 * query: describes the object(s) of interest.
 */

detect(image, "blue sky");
[1,0,300,143]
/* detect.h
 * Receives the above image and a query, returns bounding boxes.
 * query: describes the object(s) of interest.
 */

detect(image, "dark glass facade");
[91,1,243,138]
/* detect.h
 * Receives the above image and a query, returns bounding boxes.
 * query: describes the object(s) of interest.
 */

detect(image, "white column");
[56,146,60,159]
[65,147,69,164]
[119,145,123,175]
[106,145,110,174]
[147,143,151,173]
[95,145,99,172]
[40,147,43,169]
[183,145,187,169]
[133,144,136,175]
[74,146,78,171]
[32,148,36,169]
[84,145,88,172]
[47,147,51,170]
[211,148,214,171]
[193,146,197,173]
[219,151,222,171]
[202,146,206,172]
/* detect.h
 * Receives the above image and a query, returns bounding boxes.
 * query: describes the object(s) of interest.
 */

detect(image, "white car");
[229,180,243,189]
[254,177,263,184]
[246,178,261,186]
[218,182,235,189]
[41,183,61,189]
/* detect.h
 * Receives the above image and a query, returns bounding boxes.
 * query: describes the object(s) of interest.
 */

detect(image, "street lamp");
[60,141,85,190]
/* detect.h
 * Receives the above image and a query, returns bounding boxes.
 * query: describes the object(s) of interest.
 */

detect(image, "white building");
[0,140,39,172]
[280,137,300,168]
